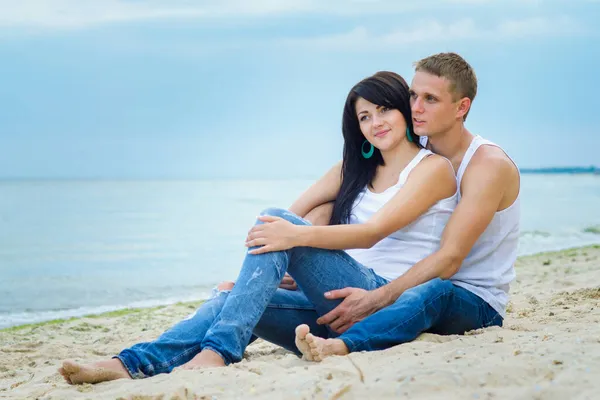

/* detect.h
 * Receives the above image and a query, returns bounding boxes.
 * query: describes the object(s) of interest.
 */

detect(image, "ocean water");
[1,175,599,329]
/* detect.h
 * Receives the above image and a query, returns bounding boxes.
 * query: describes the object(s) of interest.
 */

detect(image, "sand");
[1,245,599,399]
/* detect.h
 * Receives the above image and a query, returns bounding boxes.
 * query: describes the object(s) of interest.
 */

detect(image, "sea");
[1,174,599,329]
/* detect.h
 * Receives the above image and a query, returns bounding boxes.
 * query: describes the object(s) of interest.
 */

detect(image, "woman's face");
[355,97,407,153]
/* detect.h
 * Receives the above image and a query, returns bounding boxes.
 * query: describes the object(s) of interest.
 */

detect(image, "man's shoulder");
[469,144,517,176]
[461,144,519,196]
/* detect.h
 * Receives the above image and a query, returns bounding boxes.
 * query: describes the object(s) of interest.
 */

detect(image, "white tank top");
[421,135,520,318]
[345,149,458,281]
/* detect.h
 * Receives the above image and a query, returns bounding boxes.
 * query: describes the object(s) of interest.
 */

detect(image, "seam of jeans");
[266,303,316,310]
[202,346,232,366]
[347,284,452,350]
[154,343,203,371]
[482,307,503,328]
[340,336,359,353]
[113,355,141,379]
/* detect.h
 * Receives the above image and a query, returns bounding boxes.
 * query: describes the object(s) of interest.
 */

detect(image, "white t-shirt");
[421,135,520,317]
[345,148,457,281]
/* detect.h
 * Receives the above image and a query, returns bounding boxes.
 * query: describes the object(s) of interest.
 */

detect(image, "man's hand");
[317,287,385,334]
[279,273,298,291]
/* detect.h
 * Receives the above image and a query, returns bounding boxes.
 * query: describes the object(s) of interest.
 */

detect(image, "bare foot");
[295,324,349,362]
[59,359,131,385]
[295,324,314,361]
[180,349,226,370]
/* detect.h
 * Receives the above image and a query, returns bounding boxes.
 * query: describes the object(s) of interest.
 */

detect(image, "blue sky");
[0,0,598,179]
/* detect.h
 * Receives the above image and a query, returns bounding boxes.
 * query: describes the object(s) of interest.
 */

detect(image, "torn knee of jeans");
[217,281,235,291]
[210,281,235,299]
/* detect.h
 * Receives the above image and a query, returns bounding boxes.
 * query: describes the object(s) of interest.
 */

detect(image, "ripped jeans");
[116,207,390,377]
[116,207,502,378]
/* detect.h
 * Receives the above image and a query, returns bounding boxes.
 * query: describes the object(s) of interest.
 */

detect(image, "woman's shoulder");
[418,153,455,178]
[409,153,457,194]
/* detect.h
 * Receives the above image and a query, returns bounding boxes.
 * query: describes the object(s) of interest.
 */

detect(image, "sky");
[0,0,599,179]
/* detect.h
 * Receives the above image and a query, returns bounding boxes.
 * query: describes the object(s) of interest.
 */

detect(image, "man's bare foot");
[180,349,226,370]
[295,324,314,361]
[295,324,349,362]
[58,359,131,385]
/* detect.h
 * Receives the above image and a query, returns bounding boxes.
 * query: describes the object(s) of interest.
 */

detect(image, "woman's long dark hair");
[329,71,421,225]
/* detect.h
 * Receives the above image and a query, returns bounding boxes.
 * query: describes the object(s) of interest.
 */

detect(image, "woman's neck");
[380,141,421,171]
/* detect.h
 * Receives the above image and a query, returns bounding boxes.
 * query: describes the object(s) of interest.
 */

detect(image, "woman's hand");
[246,215,302,255]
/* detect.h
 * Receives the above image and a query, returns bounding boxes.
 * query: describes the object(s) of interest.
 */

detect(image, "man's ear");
[456,97,471,120]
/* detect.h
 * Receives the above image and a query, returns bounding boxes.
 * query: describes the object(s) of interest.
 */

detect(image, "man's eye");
[426,95,436,102]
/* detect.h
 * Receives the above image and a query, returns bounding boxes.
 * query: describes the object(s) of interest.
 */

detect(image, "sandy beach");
[1,245,599,399]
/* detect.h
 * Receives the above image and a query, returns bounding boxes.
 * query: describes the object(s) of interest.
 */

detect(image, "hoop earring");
[406,127,413,143]
[361,140,374,159]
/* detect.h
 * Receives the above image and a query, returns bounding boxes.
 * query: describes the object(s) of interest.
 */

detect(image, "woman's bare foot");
[295,324,349,362]
[58,359,131,385]
[180,349,226,370]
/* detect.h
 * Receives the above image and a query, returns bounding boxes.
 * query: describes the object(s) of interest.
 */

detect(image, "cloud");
[276,16,589,51]
[0,0,570,30]
[497,16,586,37]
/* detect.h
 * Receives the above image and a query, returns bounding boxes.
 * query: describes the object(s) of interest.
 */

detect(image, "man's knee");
[405,278,453,299]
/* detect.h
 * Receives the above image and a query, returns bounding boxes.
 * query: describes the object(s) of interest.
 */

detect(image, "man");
[294,52,520,360]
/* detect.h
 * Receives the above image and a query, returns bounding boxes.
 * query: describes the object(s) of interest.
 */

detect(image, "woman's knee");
[259,207,309,225]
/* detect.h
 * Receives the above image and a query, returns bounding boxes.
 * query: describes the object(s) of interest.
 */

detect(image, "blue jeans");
[117,208,389,377]
[339,278,503,352]
[116,208,502,378]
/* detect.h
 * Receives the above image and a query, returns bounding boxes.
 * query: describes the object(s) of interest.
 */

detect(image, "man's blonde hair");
[414,52,477,121]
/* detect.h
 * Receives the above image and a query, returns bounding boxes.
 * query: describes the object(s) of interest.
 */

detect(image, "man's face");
[409,71,461,137]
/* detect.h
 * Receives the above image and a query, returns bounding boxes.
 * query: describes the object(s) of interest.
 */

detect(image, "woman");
[59,71,457,384]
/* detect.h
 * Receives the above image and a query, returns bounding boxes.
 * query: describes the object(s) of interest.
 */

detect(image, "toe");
[62,360,80,374]
[295,324,310,339]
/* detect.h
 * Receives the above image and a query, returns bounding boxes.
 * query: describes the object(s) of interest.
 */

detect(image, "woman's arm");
[247,155,455,254]
[287,161,342,218]
[299,156,455,249]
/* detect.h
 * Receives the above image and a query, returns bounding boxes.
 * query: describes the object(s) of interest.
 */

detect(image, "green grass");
[5,245,600,333]
[0,318,76,333]
[0,301,204,333]
[583,225,600,234]
[517,244,600,262]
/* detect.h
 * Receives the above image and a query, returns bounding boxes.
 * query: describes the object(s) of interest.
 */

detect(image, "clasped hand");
[245,215,300,255]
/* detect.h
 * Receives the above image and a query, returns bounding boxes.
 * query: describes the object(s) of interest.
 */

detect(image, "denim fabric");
[117,287,326,378]
[339,278,503,352]
[117,207,388,377]
[198,208,389,365]
[116,207,502,378]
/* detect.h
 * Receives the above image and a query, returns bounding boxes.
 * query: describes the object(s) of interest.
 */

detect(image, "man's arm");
[374,147,517,307]
[317,147,518,333]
